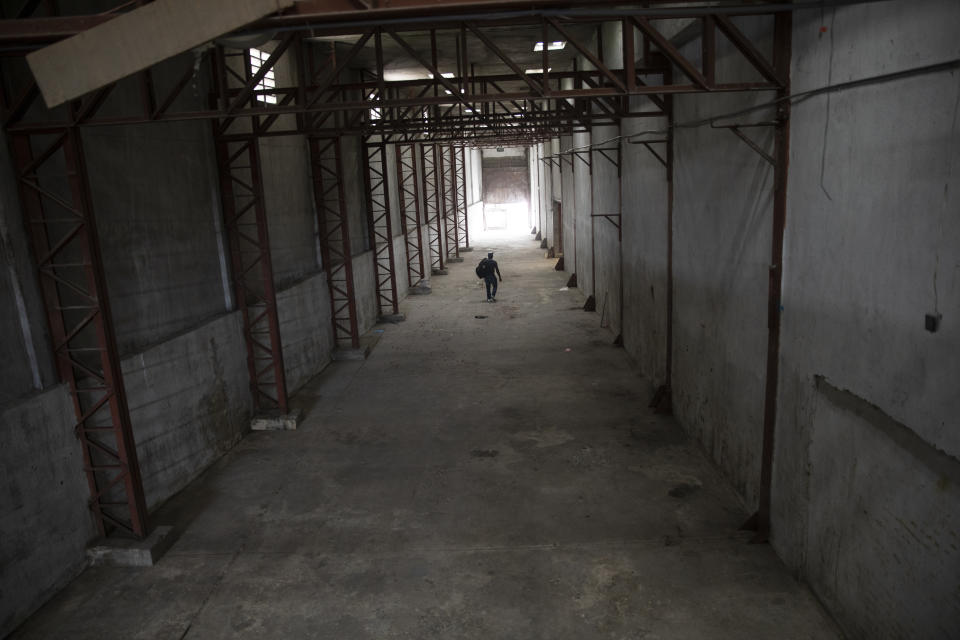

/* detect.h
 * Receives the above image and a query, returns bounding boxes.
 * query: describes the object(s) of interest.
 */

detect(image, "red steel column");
[420,143,445,272]
[396,142,427,286]
[213,135,289,414]
[363,138,400,315]
[454,145,469,250]
[310,136,361,348]
[10,128,150,538]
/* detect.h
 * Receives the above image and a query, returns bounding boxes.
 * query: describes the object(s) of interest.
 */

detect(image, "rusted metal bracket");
[590,213,621,230]
[711,121,778,165]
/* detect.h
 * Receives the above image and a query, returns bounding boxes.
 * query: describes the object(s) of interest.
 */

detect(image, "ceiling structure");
[0,0,810,147]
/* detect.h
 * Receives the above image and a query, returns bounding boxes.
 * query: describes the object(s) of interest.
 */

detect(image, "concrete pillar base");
[408,284,432,295]
[431,268,449,276]
[535,231,542,241]
[566,273,577,288]
[447,257,464,263]
[554,256,565,271]
[539,238,548,249]
[378,313,406,324]
[530,226,537,234]
[583,295,596,312]
[87,525,175,567]
[458,246,473,252]
[251,409,303,431]
[546,247,555,258]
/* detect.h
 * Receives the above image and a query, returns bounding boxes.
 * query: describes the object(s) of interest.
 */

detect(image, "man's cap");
[487,252,494,258]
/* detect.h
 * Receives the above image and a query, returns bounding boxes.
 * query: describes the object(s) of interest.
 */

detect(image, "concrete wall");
[340,135,372,256]
[551,6,959,636]
[0,131,56,404]
[559,135,576,271]
[531,144,543,234]
[467,148,482,206]
[621,96,670,386]
[0,44,348,636]
[351,248,379,335]
[0,386,93,638]
[261,135,317,288]
[572,130,593,295]
[121,313,251,510]
[83,52,229,357]
[671,16,775,508]
[771,3,960,638]
[277,272,335,393]
[590,125,622,336]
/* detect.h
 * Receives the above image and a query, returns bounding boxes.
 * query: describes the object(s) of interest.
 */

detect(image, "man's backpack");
[475,259,489,279]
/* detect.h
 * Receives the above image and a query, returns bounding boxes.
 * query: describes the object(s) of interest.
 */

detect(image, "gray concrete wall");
[83,52,230,357]
[260,135,318,288]
[0,46,342,637]
[531,144,544,235]
[258,44,318,288]
[391,231,411,298]
[340,135,371,256]
[551,138,562,203]
[590,125,622,336]
[467,148,482,206]
[620,98,669,386]
[0,385,93,639]
[0,131,56,404]
[122,313,251,510]
[351,248,379,334]
[771,3,960,638]
[539,143,553,245]
[670,16,775,509]
[559,135,576,270]
[572,130,593,294]
[277,272,335,393]
[607,5,960,637]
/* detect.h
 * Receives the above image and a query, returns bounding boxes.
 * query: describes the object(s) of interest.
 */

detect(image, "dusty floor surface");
[11,229,841,639]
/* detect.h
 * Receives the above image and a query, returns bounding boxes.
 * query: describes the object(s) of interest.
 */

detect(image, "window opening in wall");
[534,41,566,51]
[249,48,278,104]
[368,92,382,121]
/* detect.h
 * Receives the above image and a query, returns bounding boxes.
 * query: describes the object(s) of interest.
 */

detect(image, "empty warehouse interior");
[0,0,957,637]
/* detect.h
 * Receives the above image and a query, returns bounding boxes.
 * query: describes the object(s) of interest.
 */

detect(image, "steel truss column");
[213,134,289,414]
[395,142,427,287]
[362,138,400,316]
[453,145,469,251]
[309,136,361,349]
[420,143,445,273]
[440,144,460,261]
[10,128,149,538]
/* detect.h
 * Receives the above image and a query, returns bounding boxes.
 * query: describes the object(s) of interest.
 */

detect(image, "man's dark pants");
[484,275,498,299]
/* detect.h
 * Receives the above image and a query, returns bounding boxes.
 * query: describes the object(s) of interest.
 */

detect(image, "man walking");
[479,251,503,302]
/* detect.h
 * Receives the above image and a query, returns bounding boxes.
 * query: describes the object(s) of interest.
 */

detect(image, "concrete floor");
[12,229,841,639]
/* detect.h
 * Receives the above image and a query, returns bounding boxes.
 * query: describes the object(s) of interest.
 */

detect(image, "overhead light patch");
[534,41,566,51]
